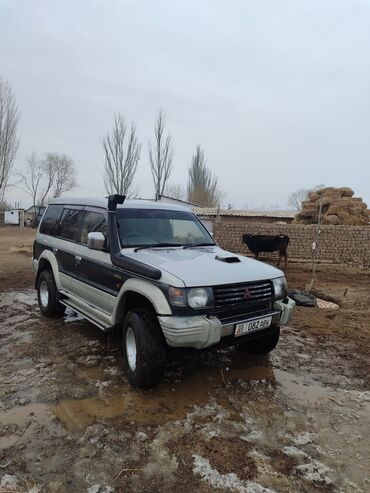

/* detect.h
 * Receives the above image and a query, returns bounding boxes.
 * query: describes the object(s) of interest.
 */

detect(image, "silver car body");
[33,197,294,348]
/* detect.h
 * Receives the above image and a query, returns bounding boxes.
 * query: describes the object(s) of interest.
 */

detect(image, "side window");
[39,205,64,236]
[57,208,84,242]
[81,212,108,245]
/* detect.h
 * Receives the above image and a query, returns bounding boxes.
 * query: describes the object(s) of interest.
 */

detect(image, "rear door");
[54,207,84,295]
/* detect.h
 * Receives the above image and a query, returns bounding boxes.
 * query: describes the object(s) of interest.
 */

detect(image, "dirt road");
[0,227,369,492]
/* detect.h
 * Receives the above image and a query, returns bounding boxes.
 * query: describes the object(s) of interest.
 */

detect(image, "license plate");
[234,316,272,337]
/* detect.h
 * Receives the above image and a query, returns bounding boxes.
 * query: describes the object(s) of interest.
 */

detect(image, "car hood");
[122,246,284,287]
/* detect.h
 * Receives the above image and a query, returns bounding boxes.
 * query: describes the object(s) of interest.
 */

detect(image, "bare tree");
[287,189,308,210]
[17,152,77,209]
[49,153,77,199]
[0,198,11,211]
[39,153,57,206]
[16,153,44,209]
[165,182,185,200]
[288,184,326,210]
[0,78,20,202]
[103,114,141,196]
[187,144,221,207]
[149,110,173,199]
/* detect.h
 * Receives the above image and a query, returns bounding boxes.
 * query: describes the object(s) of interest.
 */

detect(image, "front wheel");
[122,307,167,389]
[237,326,280,354]
[37,270,66,318]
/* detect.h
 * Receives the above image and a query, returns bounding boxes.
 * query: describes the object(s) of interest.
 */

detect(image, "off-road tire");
[122,307,167,389]
[37,270,66,318]
[237,326,280,355]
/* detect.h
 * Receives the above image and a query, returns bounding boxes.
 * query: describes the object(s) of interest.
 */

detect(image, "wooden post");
[19,209,24,230]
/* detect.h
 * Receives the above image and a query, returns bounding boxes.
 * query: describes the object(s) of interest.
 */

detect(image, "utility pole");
[307,197,323,292]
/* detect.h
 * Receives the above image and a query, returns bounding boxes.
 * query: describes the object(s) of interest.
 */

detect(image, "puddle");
[0,403,55,427]
[51,361,273,431]
[18,353,350,435]
[0,289,37,308]
[46,362,370,440]
[0,403,65,451]
[0,434,20,451]
[275,369,334,405]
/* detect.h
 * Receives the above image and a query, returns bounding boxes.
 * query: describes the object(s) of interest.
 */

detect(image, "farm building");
[4,209,22,225]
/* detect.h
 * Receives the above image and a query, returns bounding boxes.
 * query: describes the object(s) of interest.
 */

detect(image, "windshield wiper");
[182,243,215,249]
[133,243,183,252]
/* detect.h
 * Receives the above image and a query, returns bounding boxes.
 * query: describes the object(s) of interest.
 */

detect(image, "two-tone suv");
[33,195,294,388]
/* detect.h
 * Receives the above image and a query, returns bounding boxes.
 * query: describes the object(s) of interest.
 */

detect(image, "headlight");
[273,277,287,300]
[187,287,213,309]
[169,286,213,309]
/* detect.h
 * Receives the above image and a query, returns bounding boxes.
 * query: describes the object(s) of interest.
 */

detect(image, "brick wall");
[214,220,370,266]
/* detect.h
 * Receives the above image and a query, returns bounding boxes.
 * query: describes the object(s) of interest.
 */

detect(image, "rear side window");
[81,212,108,244]
[57,208,84,242]
[39,205,64,236]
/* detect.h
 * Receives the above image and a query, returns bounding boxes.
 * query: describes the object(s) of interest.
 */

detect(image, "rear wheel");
[237,326,280,354]
[37,270,65,318]
[122,307,167,389]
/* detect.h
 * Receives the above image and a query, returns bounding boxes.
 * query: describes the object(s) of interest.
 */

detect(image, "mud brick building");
[212,221,370,266]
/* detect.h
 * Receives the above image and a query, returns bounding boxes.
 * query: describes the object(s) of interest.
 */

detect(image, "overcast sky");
[1,0,370,209]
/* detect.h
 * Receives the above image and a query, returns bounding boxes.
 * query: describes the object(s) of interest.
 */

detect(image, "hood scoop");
[215,254,241,263]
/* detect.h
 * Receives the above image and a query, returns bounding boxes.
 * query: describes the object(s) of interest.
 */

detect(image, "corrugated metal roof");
[193,208,296,219]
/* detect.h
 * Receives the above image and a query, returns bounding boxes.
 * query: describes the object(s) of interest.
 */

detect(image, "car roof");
[49,197,191,212]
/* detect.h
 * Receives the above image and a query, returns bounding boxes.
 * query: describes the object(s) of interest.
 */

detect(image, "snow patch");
[143,430,178,479]
[240,430,263,443]
[292,432,314,446]
[192,454,277,493]
[282,446,308,458]
[95,380,112,390]
[86,485,114,493]
[343,389,370,403]
[0,474,19,490]
[136,431,147,441]
[104,367,121,377]
[64,308,85,323]
[296,460,332,485]
[84,355,101,366]
[0,289,37,307]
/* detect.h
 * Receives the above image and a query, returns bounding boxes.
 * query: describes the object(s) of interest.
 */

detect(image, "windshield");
[116,208,215,248]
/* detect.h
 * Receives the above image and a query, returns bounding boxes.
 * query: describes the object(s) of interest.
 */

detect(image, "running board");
[60,299,112,332]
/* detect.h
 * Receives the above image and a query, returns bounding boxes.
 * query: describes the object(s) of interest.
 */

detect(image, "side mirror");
[87,232,105,251]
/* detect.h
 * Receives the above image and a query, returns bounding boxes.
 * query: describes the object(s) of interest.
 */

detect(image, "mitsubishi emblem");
[244,288,252,299]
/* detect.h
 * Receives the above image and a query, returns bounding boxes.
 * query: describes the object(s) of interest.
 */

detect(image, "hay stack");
[295,187,369,225]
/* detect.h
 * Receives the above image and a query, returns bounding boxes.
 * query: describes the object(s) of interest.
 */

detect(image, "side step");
[59,299,113,332]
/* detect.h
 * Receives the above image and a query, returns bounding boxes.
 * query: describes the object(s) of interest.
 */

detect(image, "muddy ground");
[0,226,369,493]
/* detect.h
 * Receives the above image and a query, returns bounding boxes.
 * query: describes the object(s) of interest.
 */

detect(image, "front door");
[73,209,117,316]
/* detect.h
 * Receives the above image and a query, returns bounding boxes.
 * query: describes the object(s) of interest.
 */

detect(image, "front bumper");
[158,297,295,349]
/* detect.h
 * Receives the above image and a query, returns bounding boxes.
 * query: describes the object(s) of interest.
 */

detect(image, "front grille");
[218,305,271,325]
[213,280,273,309]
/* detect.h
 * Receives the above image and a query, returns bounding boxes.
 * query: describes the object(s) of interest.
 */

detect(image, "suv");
[33,195,294,388]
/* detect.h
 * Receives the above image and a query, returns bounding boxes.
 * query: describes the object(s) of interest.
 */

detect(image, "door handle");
[75,255,82,265]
